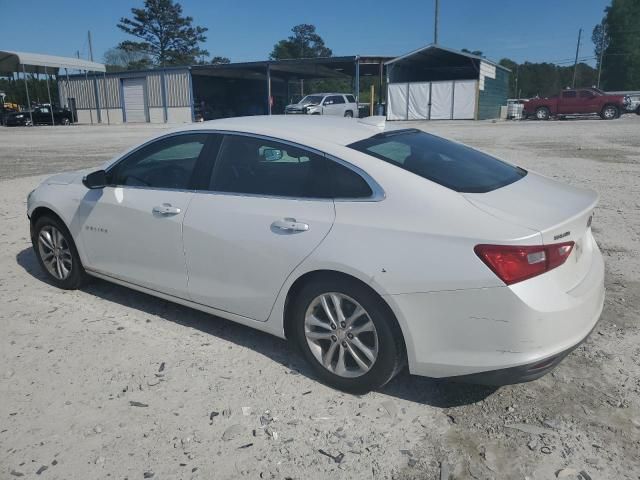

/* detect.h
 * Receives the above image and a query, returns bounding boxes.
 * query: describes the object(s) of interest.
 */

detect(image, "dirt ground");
[1,117,639,480]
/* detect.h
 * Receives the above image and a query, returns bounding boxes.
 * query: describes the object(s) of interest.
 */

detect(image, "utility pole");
[572,28,582,88]
[88,31,94,61]
[597,23,606,88]
[434,0,440,44]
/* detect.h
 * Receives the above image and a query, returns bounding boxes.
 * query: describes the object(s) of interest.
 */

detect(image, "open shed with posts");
[385,45,510,121]
[0,50,106,125]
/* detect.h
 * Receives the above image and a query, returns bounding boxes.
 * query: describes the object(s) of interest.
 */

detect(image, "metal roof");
[385,44,510,72]
[0,50,106,74]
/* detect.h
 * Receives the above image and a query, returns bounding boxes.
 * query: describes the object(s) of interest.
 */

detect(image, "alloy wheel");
[37,225,73,280]
[304,292,379,378]
[603,107,616,119]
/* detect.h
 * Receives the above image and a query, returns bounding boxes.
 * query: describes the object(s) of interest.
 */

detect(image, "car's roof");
[173,115,395,148]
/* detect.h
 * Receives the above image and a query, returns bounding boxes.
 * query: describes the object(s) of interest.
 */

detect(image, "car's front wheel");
[292,277,405,393]
[32,215,87,289]
[60,117,71,126]
[600,104,619,120]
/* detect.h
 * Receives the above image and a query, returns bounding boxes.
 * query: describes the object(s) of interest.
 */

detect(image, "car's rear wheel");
[600,104,618,120]
[292,277,404,393]
[535,107,550,120]
[344,110,353,118]
[32,215,87,289]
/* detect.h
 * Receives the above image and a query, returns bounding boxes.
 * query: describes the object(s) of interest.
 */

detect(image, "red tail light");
[474,242,574,285]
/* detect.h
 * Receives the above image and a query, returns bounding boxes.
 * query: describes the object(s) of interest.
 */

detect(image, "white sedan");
[27,116,604,393]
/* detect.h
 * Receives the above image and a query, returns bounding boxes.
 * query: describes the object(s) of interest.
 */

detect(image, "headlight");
[15,114,24,118]
[624,96,631,105]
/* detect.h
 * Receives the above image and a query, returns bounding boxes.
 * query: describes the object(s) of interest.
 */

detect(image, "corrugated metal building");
[59,67,193,124]
[385,45,510,121]
[60,46,509,124]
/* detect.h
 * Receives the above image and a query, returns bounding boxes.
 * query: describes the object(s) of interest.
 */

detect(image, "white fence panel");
[453,80,477,119]
[407,82,430,120]
[387,83,409,120]
[430,82,453,120]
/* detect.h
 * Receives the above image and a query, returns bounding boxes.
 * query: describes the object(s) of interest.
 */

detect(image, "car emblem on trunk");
[553,231,570,240]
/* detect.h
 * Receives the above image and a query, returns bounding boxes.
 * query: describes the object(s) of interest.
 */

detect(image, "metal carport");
[0,50,105,125]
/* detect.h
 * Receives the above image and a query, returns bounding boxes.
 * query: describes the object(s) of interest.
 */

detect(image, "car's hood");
[463,171,598,245]
[286,102,319,109]
[44,168,92,185]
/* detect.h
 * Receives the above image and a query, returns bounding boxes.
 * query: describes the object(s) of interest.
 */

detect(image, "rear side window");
[326,95,345,104]
[345,95,356,103]
[348,130,526,193]
[210,134,372,199]
[562,91,577,98]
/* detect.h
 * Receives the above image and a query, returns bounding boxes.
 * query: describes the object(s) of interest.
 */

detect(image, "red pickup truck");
[524,88,630,120]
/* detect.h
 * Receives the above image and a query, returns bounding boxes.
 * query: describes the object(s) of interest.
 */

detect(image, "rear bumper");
[446,324,595,385]
[386,235,605,381]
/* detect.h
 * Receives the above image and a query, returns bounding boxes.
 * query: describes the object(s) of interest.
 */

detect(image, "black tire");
[31,214,87,289]
[291,277,405,393]
[600,104,618,120]
[344,110,354,118]
[635,106,640,116]
[535,107,550,120]
[60,117,71,126]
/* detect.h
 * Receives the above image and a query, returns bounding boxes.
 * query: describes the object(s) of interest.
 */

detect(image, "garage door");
[123,78,147,123]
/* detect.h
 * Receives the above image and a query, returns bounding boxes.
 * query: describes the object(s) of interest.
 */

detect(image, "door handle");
[271,218,309,232]
[152,204,181,216]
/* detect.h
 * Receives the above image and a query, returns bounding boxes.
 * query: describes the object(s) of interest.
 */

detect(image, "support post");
[22,64,33,126]
[597,23,606,88]
[370,84,374,116]
[103,72,110,125]
[378,61,384,106]
[160,69,168,123]
[85,70,94,124]
[93,72,102,123]
[266,64,272,115]
[354,56,360,103]
[44,67,55,125]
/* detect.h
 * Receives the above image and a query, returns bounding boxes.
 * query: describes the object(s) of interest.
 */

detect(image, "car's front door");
[182,133,337,321]
[578,90,599,113]
[78,132,211,297]
[558,90,580,114]
[322,95,345,116]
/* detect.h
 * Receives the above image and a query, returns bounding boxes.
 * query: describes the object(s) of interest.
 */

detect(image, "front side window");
[348,130,526,193]
[562,91,577,98]
[579,90,594,98]
[109,134,207,189]
[210,135,372,199]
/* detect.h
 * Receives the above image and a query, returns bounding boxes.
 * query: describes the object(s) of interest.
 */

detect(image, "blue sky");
[2,0,610,65]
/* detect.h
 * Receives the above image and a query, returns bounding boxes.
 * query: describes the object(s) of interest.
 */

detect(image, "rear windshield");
[348,129,526,193]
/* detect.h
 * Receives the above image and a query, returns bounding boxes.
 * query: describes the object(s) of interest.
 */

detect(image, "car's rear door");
[78,132,212,297]
[182,133,336,321]
[578,90,599,113]
[322,95,345,116]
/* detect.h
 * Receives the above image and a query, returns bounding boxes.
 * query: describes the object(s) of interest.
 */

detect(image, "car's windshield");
[348,129,527,193]
[299,95,323,105]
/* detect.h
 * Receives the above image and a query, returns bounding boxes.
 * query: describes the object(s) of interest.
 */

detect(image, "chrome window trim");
[104,128,385,202]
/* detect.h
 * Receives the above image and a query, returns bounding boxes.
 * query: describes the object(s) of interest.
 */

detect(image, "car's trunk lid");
[464,172,598,290]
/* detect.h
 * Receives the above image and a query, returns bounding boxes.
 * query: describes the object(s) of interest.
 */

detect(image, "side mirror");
[83,170,107,189]
[262,148,283,162]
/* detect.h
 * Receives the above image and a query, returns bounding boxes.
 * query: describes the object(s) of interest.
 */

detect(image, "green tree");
[117,0,208,67]
[595,0,640,90]
[270,24,332,60]
[461,48,484,57]
[103,47,152,72]
[210,56,231,64]
[499,58,597,98]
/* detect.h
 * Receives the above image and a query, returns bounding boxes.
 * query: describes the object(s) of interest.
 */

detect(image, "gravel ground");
[1,117,639,480]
